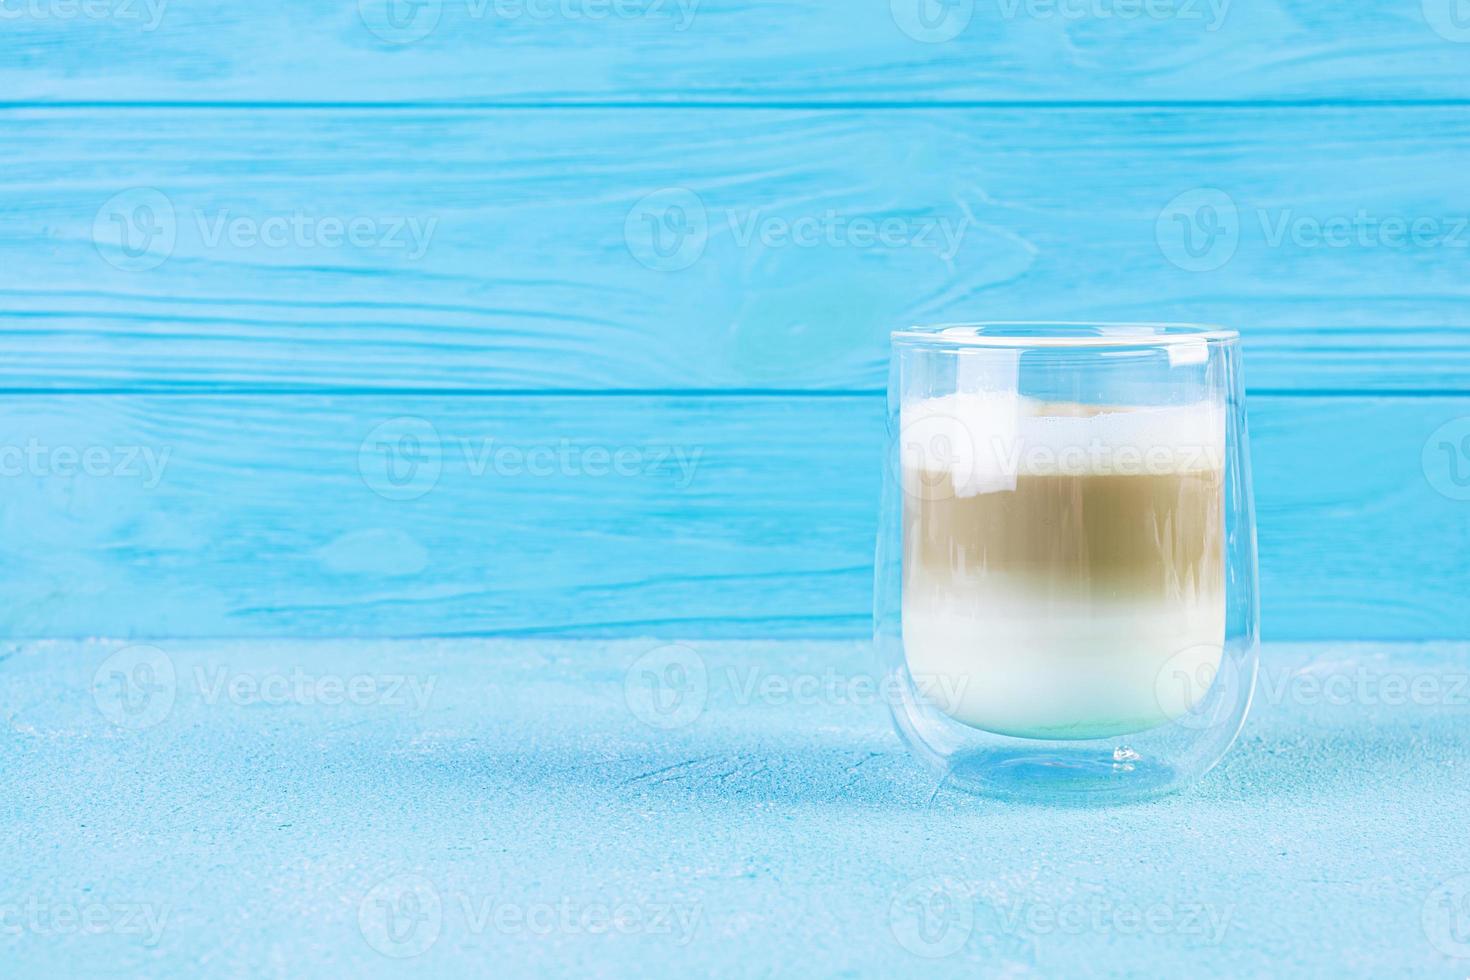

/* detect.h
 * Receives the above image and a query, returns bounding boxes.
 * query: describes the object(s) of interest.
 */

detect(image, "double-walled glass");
[875,323,1258,802]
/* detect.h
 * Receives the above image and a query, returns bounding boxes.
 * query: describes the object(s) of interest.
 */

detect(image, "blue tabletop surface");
[5,638,1470,977]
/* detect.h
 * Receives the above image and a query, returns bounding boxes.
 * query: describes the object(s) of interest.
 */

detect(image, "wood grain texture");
[1,393,1464,640]
[3,1,1470,103]
[4,107,1470,393]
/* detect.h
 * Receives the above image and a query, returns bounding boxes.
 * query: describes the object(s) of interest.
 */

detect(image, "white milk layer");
[903,592,1224,739]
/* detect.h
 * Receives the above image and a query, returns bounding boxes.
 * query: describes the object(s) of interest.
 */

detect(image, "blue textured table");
[6,638,1470,977]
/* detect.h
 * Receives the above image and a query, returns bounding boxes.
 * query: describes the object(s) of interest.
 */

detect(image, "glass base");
[882,657,1254,806]
[942,745,1180,804]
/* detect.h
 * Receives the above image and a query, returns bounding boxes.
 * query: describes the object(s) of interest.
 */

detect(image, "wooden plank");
[3,1,1470,103]
[4,107,1470,393]
[1,393,1464,640]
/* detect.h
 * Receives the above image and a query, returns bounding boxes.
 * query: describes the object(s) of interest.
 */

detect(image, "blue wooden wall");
[1,2,1468,640]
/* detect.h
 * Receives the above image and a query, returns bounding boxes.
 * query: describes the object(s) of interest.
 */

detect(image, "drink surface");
[901,397,1226,739]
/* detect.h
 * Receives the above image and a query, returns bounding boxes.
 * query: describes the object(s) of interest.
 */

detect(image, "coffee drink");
[901,394,1225,739]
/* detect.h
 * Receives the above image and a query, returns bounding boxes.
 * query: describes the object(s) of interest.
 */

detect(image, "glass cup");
[875,323,1259,803]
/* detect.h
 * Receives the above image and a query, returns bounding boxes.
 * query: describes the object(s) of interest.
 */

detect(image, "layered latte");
[901,394,1225,740]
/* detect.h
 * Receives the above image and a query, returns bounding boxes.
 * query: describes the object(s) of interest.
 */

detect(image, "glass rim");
[891,321,1239,349]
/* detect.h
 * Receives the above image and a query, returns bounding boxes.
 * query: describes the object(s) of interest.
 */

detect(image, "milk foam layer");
[901,396,1226,740]
[901,392,1225,495]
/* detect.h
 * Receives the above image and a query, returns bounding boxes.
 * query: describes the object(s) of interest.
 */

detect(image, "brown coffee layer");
[905,468,1224,601]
